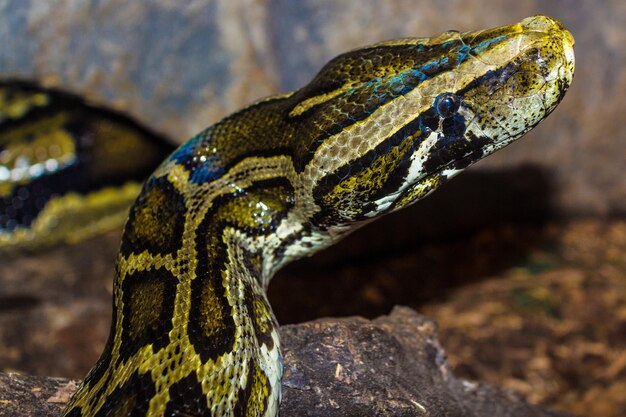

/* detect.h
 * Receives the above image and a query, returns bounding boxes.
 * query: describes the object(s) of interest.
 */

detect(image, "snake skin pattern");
[2,15,575,417]
[0,81,174,251]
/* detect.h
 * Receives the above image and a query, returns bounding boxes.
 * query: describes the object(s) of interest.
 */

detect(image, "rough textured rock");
[279,307,576,417]
[0,308,576,417]
[0,373,74,417]
[0,0,624,215]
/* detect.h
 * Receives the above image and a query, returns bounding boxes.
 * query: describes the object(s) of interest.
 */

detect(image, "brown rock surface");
[0,373,75,417]
[280,307,575,417]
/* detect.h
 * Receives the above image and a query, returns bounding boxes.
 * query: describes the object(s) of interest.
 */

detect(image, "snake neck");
[65,108,310,416]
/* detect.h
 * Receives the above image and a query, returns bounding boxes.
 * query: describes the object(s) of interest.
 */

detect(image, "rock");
[0,372,75,417]
[0,307,576,417]
[280,307,575,417]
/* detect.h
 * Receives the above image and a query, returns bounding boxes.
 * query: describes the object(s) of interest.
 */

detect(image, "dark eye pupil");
[435,93,460,118]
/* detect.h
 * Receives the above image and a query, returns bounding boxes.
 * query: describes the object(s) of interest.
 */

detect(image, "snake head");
[295,15,574,230]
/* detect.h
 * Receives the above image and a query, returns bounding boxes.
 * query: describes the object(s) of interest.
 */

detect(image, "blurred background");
[0,1,624,416]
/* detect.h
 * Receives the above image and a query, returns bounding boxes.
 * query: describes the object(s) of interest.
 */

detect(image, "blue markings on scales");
[362,33,511,104]
[421,56,450,73]
[167,33,511,187]
[441,34,508,65]
[473,35,508,54]
[169,134,225,184]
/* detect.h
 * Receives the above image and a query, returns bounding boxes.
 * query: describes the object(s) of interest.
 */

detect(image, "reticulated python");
[0,15,574,417]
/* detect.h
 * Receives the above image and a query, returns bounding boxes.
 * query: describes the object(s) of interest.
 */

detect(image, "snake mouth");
[388,144,489,213]
[425,147,486,187]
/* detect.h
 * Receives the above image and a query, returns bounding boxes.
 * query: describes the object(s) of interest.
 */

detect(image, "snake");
[0,15,574,417]
[0,80,174,251]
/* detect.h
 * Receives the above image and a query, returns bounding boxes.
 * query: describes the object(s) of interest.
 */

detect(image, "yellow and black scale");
[0,15,574,417]
[0,80,174,250]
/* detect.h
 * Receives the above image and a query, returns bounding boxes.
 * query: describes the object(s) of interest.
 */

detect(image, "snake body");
[3,15,574,417]
[0,81,174,251]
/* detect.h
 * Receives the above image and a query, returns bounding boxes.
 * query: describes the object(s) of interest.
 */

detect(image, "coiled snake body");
[1,15,574,417]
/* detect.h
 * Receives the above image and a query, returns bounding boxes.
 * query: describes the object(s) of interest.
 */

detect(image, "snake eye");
[435,93,460,118]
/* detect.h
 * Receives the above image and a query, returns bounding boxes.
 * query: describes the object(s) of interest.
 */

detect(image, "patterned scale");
[0,81,174,251]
